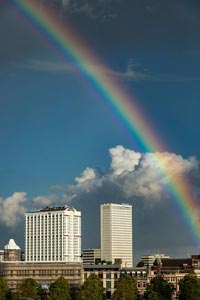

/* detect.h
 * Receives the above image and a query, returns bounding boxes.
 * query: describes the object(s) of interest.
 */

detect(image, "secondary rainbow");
[12,0,200,243]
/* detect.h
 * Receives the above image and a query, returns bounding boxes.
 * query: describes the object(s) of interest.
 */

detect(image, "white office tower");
[25,206,81,262]
[101,203,133,267]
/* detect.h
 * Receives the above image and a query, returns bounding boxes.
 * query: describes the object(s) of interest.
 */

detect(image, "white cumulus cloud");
[62,146,199,204]
[109,145,141,176]
[0,146,199,228]
[75,167,98,183]
[0,192,27,227]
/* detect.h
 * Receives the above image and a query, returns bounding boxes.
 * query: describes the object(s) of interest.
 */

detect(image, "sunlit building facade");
[25,206,81,262]
[101,203,133,267]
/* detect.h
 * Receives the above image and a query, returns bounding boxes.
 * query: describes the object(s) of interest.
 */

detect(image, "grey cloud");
[13,59,73,73]
[21,58,200,83]
[55,145,200,257]
[30,145,199,209]
[1,146,199,227]
[104,59,153,81]
[75,167,102,184]
[31,195,57,208]
[60,0,121,20]
[12,58,153,82]
[0,146,199,257]
[0,192,27,227]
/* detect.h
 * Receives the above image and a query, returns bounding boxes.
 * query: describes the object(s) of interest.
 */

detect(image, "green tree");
[37,284,48,300]
[0,278,11,300]
[143,289,159,300]
[136,261,144,268]
[77,273,104,300]
[112,274,138,300]
[144,275,174,300]
[15,278,39,300]
[49,276,70,300]
[178,274,200,300]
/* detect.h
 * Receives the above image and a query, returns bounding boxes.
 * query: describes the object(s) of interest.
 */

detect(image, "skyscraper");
[25,206,81,263]
[101,203,133,267]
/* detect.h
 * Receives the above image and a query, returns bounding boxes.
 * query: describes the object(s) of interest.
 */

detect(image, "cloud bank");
[57,145,198,206]
[0,145,199,228]
[1,146,199,259]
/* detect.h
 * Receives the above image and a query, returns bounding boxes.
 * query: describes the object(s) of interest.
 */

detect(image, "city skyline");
[1,0,200,260]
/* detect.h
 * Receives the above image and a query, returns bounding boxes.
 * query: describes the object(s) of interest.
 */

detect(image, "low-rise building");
[4,239,21,262]
[82,248,101,265]
[84,264,121,299]
[0,261,83,291]
[147,256,199,298]
[122,267,147,296]
[0,250,4,262]
[141,253,170,267]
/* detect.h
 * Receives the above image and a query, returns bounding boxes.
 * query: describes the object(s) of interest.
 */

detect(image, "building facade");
[83,264,121,299]
[82,248,101,265]
[0,261,83,291]
[141,253,170,267]
[101,203,133,267]
[0,250,4,262]
[4,239,21,261]
[25,206,81,263]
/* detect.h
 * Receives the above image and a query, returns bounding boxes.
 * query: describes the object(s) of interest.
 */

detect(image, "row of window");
[3,269,81,276]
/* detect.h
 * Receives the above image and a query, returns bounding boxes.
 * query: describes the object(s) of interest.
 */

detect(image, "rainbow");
[11,0,200,244]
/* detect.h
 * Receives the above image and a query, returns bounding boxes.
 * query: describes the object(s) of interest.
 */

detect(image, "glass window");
[106,281,111,289]
[106,273,111,279]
